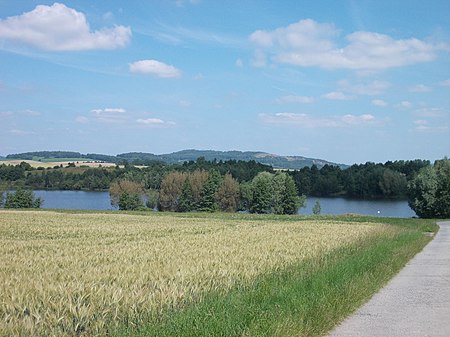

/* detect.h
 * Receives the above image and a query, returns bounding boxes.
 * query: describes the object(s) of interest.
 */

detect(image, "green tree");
[282,173,304,214]
[434,159,450,217]
[188,170,209,208]
[238,181,253,211]
[250,172,273,214]
[216,173,240,212]
[178,178,194,212]
[272,173,286,214]
[198,170,222,212]
[118,192,143,211]
[379,169,407,197]
[408,159,450,218]
[312,200,321,215]
[4,189,42,208]
[145,189,159,209]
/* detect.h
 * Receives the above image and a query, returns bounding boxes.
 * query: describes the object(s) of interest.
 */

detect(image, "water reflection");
[33,191,416,217]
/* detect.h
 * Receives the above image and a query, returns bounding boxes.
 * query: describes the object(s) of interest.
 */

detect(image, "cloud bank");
[250,19,443,72]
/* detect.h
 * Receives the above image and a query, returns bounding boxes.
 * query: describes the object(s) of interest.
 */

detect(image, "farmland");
[0,210,436,336]
[0,159,116,169]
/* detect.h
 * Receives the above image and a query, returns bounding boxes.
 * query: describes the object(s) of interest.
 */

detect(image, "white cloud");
[439,79,450,87]
[23,109,41,116]
[251,49,267,67]
[414,119,449,132]
[259,112,379,128]
[397,101,413,109]
[250,19,444,71]
[409,84,432,92]
[193,73,205,80]
[175,0,201,7]
[9,128,36,135]
[91,108,127,123]
[235,58,244,67]
[178,100,192,108]
[276,95,315,104]
[136,118,164,125]
[75,116,89,124]
[129,60,181,78]
[416,107,448,117]
[341,114,376,125]
[0,111,14,117]
[372,99,388,107]
[338,79,391,96]
[91,108,126,114]
[322,91,354,101]
[136,118,175,127]
[0,3,131,51]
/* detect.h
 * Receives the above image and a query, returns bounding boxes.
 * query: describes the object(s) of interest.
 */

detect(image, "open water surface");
[32,190,416,217]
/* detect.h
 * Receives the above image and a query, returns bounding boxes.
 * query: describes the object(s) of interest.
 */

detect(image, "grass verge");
[115,217,437,337]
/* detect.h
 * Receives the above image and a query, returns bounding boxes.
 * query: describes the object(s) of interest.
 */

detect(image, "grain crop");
[0,210,393,336]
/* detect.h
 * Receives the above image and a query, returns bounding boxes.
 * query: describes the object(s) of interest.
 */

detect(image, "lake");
[34,190,118,211]
[32,190,417,217]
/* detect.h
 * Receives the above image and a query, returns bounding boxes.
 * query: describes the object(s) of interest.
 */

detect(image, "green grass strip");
[115,219,435,337]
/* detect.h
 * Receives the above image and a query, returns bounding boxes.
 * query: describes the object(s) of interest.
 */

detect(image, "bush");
[4,189,43,208]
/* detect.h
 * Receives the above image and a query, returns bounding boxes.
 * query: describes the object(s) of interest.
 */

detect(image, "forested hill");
[5,150,347,169]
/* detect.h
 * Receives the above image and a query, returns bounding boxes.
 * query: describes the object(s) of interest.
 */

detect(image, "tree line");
[109,170,303,214]
[0,159,273,191]
[1,157,448,217]
[290,160,430,198]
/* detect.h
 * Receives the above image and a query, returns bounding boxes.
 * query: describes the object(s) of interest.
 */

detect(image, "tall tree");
[216,173,240,212]
[109,180,144,209]
[159,172,187,211]
[282,173,304,214]
[408,159,450,218]
[250,172,274,214]
[178,178,194,212]
[188,170,209,208]
[198,170,222,212]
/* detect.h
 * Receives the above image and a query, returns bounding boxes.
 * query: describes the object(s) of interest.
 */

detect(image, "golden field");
[0,210,394,336]
[0,159,117,168]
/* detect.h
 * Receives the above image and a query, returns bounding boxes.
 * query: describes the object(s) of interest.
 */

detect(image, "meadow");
[0,210,437,336]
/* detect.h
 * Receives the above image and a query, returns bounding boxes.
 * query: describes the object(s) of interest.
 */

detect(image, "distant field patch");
[31,156,93,163]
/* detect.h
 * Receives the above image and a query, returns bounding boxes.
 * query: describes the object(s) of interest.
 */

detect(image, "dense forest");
[2,157,448,217]
[0,157,430,199]
[0,159,273,191]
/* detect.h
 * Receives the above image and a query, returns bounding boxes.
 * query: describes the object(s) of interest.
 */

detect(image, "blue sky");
[0,0,449,164]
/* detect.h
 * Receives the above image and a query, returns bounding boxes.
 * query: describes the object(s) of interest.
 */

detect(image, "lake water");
[34,190,118,211]
[32,190,416,217]
[301,197,416,218]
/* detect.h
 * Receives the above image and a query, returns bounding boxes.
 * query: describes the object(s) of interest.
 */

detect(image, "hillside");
[6,150,348,169]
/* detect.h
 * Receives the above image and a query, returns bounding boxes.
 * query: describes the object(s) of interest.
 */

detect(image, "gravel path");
[326,221,450,337]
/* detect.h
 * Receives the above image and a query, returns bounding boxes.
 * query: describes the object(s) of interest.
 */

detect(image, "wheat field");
[0,210,393,336]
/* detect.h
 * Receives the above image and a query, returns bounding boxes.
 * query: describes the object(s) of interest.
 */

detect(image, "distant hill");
[6,150,348,169]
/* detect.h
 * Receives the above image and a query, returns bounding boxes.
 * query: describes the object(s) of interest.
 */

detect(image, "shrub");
[4,189,42,208]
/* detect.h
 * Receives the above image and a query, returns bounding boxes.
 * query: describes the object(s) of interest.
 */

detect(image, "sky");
[0,0,449,165]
